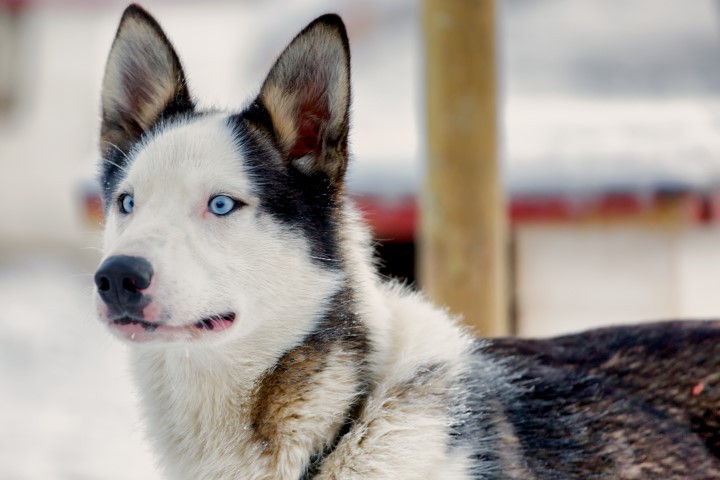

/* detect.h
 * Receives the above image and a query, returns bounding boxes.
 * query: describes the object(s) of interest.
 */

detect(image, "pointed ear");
[255,14,351,183]
[100,4,192,160]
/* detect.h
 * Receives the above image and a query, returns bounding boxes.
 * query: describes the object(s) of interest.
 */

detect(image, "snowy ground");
[0,255,161,479]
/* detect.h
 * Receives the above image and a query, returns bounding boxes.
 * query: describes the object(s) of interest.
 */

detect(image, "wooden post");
[420,0,508,336]
[0,4,21,113]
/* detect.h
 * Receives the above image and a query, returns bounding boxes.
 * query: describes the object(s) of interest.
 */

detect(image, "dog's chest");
[133,348,361,479]
[154,386,273,479]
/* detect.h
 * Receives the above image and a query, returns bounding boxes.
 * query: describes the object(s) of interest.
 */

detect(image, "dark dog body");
[474,321,720,478]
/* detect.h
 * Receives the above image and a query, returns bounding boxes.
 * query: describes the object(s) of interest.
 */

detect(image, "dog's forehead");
[126,114,253,194]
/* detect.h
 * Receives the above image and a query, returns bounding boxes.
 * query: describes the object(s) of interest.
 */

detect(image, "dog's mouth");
[108,312,236,342]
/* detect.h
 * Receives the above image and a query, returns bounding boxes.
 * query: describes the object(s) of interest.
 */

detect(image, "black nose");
[94,255,154,310]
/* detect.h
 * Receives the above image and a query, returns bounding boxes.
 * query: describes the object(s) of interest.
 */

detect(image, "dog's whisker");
[102,142,132,173]
[103,157,129,174]
[310,256,340,263]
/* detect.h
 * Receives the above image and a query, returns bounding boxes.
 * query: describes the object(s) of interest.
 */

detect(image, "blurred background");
[3,0,720,477]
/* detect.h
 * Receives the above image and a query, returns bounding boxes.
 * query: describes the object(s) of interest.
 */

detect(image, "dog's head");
[94,5,351,346]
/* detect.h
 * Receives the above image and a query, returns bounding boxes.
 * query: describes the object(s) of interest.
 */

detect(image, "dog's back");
[470,321,720,478]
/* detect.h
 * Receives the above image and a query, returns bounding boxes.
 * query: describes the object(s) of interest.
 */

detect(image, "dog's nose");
[95,255,154,308]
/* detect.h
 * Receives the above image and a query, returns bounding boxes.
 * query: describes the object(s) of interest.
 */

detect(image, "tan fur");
[250,343,363,477]
[258,20,350,181]
[261,84,301,157]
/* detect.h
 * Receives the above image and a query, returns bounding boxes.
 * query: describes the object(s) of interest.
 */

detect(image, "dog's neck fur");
[130,203,391,479]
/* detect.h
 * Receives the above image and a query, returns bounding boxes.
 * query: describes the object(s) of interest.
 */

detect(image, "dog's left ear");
[255,14,351,183]
[100,4,192,161]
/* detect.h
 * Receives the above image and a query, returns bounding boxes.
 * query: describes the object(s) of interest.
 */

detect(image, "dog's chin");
[105,312,237,344]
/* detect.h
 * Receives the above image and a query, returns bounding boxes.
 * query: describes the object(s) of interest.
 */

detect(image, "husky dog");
[94,4,720,479]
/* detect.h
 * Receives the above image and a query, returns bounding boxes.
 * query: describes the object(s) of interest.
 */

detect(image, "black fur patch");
[227,109,344,269]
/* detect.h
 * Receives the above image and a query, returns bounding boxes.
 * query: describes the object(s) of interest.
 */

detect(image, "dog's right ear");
[100,4,192,161]
[248,14,351,185]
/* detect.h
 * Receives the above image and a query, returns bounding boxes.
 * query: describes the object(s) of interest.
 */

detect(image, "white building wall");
[517,224,720,336]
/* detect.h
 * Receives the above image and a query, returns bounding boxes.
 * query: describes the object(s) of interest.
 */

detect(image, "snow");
[0,256,161,479]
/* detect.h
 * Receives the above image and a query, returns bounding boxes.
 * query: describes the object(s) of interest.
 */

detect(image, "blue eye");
[209,195,237,216]
[119,194,134,214]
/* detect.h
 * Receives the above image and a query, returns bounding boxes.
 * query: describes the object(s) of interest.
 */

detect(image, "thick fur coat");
[94,5,720,479]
